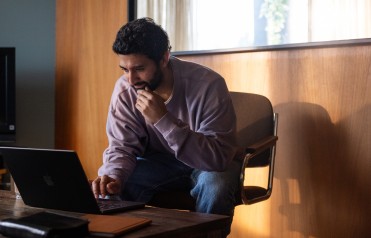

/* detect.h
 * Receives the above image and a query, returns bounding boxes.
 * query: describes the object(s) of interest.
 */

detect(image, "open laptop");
[0,147,145,214]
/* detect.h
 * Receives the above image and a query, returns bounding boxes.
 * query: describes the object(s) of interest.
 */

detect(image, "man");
[92,18,241,235]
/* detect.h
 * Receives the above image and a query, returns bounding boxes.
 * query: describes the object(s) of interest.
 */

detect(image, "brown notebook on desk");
[82,214,152,237]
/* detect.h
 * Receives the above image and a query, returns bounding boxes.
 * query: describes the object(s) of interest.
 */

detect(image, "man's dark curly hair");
[112,17,171,63]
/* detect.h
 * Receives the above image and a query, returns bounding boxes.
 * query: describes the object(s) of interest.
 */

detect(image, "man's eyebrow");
[119,65,145,70]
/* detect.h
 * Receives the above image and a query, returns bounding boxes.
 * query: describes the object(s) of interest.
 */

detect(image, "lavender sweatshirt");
[98,57,237,184]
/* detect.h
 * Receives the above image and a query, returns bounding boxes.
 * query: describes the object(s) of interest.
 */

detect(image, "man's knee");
[192,172,239,200]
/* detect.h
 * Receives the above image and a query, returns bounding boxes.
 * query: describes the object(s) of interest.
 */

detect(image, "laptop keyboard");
[97,199,127,211]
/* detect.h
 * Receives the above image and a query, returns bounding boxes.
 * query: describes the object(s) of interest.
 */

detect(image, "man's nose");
[127,71,138,85]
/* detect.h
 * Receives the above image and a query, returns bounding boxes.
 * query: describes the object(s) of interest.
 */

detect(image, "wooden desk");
[0,190,229,237]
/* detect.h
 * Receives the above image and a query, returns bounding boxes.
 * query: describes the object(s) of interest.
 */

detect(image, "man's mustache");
[133,82,150,92]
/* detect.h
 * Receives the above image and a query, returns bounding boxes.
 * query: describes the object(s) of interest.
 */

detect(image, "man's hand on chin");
[136,87,167,124]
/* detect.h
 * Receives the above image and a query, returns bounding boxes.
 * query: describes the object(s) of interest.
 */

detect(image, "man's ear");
[160,51,170,68]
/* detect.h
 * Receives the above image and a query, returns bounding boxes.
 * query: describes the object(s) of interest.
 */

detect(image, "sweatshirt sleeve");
[98,84,148,183]
[154,82,237,172]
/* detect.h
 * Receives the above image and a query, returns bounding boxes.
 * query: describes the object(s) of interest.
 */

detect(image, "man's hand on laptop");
[92,175,121,199]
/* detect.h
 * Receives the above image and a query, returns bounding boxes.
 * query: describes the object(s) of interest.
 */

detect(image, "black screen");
[0,56,8,124]
[0,47,16,142]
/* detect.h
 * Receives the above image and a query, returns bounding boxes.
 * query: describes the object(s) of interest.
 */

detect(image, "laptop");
[0,147,145,214]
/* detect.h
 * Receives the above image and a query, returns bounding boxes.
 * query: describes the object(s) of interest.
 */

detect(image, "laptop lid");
[0,147,144,214]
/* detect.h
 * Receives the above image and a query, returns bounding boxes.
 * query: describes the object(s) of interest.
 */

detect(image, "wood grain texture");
[56,1,371,237]
[55,0,126,179]
[0,190,228,238]
[180,45,371,238]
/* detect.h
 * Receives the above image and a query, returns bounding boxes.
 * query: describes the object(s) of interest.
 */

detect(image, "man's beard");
[133,67,162,92]
[147,68,162,91]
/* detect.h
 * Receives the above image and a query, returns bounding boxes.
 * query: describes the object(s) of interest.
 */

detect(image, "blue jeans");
[121,153,241,235]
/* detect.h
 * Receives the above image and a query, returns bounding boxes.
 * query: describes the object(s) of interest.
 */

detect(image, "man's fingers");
[106,182,120,194]
[137,87,152,96]
[91,177,101,199]
[91,175,120,199]
[100,175,111,198]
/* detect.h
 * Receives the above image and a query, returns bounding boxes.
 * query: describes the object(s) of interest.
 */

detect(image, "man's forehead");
[118,54,152,68]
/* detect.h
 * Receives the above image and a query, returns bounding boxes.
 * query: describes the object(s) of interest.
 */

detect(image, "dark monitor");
[0,47,16,143]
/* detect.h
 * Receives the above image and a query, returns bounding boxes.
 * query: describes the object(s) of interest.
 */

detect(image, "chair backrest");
[230,92,275,166]
[230,92,278,205]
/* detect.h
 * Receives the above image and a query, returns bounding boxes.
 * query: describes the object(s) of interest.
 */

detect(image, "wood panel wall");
[56,1,371,237]
[55,0,126,179]
[181,46,371,237]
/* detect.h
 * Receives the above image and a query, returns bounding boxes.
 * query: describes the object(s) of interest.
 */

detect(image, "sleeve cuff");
[154,112,179,137]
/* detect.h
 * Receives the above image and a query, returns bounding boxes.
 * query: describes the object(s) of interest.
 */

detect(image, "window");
[133,0,371,52]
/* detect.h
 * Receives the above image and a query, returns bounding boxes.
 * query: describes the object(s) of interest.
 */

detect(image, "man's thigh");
[122,153,193,202]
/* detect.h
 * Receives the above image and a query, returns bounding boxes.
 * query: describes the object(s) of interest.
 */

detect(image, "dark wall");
[0,0,55,148]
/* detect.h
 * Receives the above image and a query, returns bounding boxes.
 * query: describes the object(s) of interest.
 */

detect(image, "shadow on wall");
[54,66,76,150]
[14,70,54,148]
[274,102,370,238]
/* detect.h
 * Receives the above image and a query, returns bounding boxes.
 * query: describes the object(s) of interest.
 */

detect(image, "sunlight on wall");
[244,167,269,188]
[231,196,272,238]
[287,178,301,204]
[230,169,272,238]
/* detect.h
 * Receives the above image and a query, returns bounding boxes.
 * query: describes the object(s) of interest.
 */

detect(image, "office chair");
[148,91,278,209]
